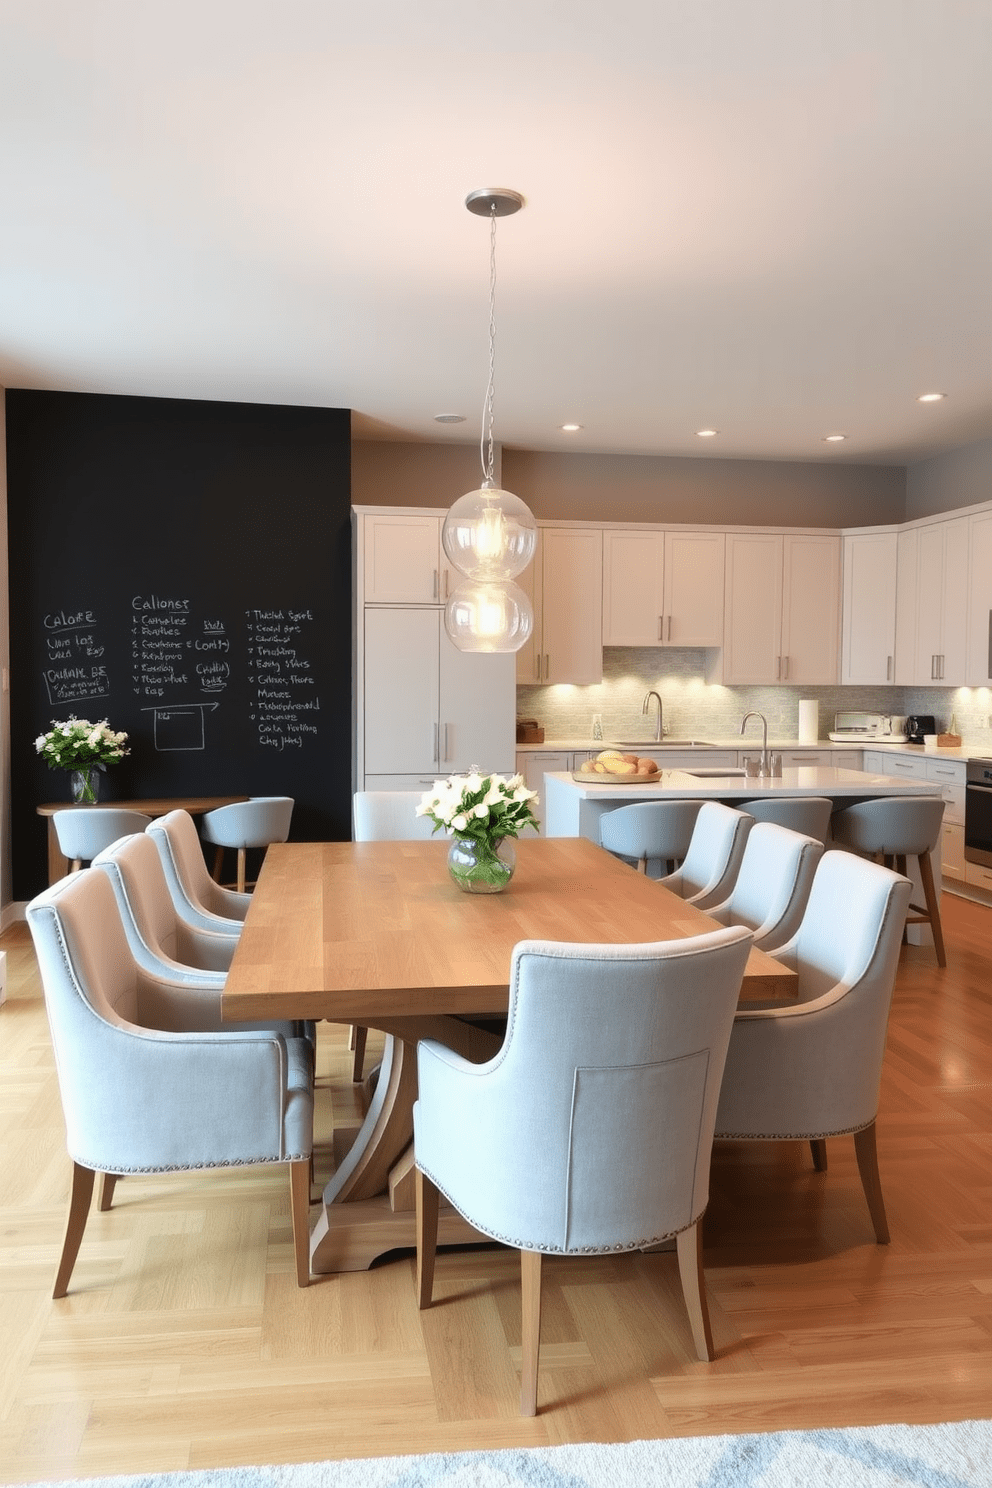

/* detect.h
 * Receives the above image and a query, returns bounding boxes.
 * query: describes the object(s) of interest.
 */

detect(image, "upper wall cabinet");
[517,527,603,686]
[602,529,725,647]
[721,533,840,684]
[895,515,969,685]
[967,509,992,685]
[362,512,459,604]
[841,531,898,685]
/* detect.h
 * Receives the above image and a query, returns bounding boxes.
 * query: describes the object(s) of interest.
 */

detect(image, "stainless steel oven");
[965,758,992,867]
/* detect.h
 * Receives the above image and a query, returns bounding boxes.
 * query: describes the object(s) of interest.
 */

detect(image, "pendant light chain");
[481,202,498,488]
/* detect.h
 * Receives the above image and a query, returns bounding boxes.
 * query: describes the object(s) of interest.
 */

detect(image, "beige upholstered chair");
[831,796,946,966]
[714,850,913,1243]
[26,869,314,1297]
[598,799,703,876]
[414,925,754,1415]
[657,801,752,910]
[706,820,823,953]
[146,809,252,930]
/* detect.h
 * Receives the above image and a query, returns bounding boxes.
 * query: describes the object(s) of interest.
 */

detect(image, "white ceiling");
[2,1,991,466]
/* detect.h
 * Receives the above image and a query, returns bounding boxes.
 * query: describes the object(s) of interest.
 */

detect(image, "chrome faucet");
[740,710,770,775]
[642,690,664,742]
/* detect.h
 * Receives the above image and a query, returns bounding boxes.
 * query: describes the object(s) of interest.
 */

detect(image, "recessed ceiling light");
[434,413,466,424]
[917,392,946,403]
[823,433,847,442]
[695,428,718,438]
[560,423,583,432]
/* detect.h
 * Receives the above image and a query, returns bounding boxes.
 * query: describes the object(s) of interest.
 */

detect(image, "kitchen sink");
[683,767,748,778]
[607,739,716,748]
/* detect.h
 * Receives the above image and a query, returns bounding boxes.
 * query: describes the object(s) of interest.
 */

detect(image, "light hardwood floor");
[1,896,991,1480]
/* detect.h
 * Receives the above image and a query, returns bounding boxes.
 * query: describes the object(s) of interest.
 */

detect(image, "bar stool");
[830,796,946,966]
[740,796,833,845]
[52,808,151,872]
[598,800,703,876]
[200,797,294,892]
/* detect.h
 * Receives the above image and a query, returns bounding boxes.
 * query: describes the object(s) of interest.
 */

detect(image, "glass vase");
[447,834,516,894]
[69,766,101,804]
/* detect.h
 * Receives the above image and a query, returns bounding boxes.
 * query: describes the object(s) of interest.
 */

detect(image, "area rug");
[13,1420,992,1488]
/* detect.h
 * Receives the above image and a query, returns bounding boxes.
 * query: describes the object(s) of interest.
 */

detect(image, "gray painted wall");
[906,436,992,520]
[353,439,906,527]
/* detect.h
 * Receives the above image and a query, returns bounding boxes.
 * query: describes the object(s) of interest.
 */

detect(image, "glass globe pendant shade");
[444,578,534,653]
[441,484,537,581]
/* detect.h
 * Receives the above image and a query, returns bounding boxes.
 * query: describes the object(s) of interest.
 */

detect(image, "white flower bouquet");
[417,771,540,845]
[35,716,130,802]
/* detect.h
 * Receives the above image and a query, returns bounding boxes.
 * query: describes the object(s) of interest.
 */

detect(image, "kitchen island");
[544,765,939,842]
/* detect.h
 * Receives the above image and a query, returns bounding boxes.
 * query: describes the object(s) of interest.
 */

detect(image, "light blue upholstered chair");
[705,820,823,953]
[147,809,252,930]
[350,790,438,1080]
[201,796,294,893]
[831,795,946,966]
[26,869,314,1297]
[414,925,754,1415]
[52,808,151,871]
[93,831,238,986]
[657,801,752,910]
[714,850,913,1243]
[739,795,834,845]
[598,799,703,877]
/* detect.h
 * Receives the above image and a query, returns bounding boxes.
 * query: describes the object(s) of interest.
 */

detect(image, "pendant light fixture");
[443,188,536,653]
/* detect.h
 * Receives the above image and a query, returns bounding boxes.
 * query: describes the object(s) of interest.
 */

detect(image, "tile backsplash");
[516,647,992,746]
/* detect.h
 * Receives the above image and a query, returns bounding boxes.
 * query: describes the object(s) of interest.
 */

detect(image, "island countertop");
[543,765,938,839]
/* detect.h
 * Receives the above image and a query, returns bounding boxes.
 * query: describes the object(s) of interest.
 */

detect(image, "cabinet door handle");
[433,723,439,764]
[443,569,450,601]
[667,615,672,642]
[432,569,439,601]
[443,723,450,761]
[940,653,945,679]
[658,616,663,641]
[782,655,790,680]
[544,653,550,681]
[886,654,892,681]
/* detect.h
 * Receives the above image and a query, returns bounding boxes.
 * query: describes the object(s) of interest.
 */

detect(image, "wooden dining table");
[37,795,249,882]
[222,835,798,1276]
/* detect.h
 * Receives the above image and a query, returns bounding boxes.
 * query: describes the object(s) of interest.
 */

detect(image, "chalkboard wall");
[6,390,352,899]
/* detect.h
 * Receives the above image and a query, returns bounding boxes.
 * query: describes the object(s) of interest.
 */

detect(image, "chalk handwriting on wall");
[42,610,110,705]
[246,608,320,752]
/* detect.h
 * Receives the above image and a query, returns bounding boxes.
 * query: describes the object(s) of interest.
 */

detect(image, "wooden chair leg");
[53,1162,95,1299]
[416,1167,439,1308]
[97,1172,119,1211]
[676,1221,714,1362]
[917,850,946,967]
[519,1248,543,1416]
[212,844,225,882]
[236,847,247,894]
[351,1024,368,1082]
[290,1159,312,1287]
[853,1121,890,1244]
[810,1138,828,1171]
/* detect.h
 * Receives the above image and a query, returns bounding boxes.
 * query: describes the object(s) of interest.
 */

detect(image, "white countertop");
[549,765,941,801]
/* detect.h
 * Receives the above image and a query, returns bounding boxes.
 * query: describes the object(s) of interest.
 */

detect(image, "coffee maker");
[905,714,936,745]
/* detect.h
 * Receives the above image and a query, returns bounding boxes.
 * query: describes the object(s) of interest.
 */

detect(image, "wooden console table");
[37,795,248,882]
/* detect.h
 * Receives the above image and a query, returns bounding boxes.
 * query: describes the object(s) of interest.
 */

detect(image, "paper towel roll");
[798,699,819,745]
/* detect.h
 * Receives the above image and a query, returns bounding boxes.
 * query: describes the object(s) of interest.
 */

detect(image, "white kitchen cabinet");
[362,512,457,605]
[516,752,573,823]
[863,749,928,780]
[941,823,966,882]
[831,749,864,769]
[965,859,992,894]
[517,527,603,686]
[601,529,724,647]
[842,530,898,684]
[722,533,839,684]
[895,516,969,684]
[967,509,992,684]
[363,607,515,779]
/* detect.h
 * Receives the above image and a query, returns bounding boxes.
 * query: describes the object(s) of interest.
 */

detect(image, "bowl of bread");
[572,749,662,781]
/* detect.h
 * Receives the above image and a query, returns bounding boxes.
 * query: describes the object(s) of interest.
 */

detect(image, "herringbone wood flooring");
[1,896,990,1479]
